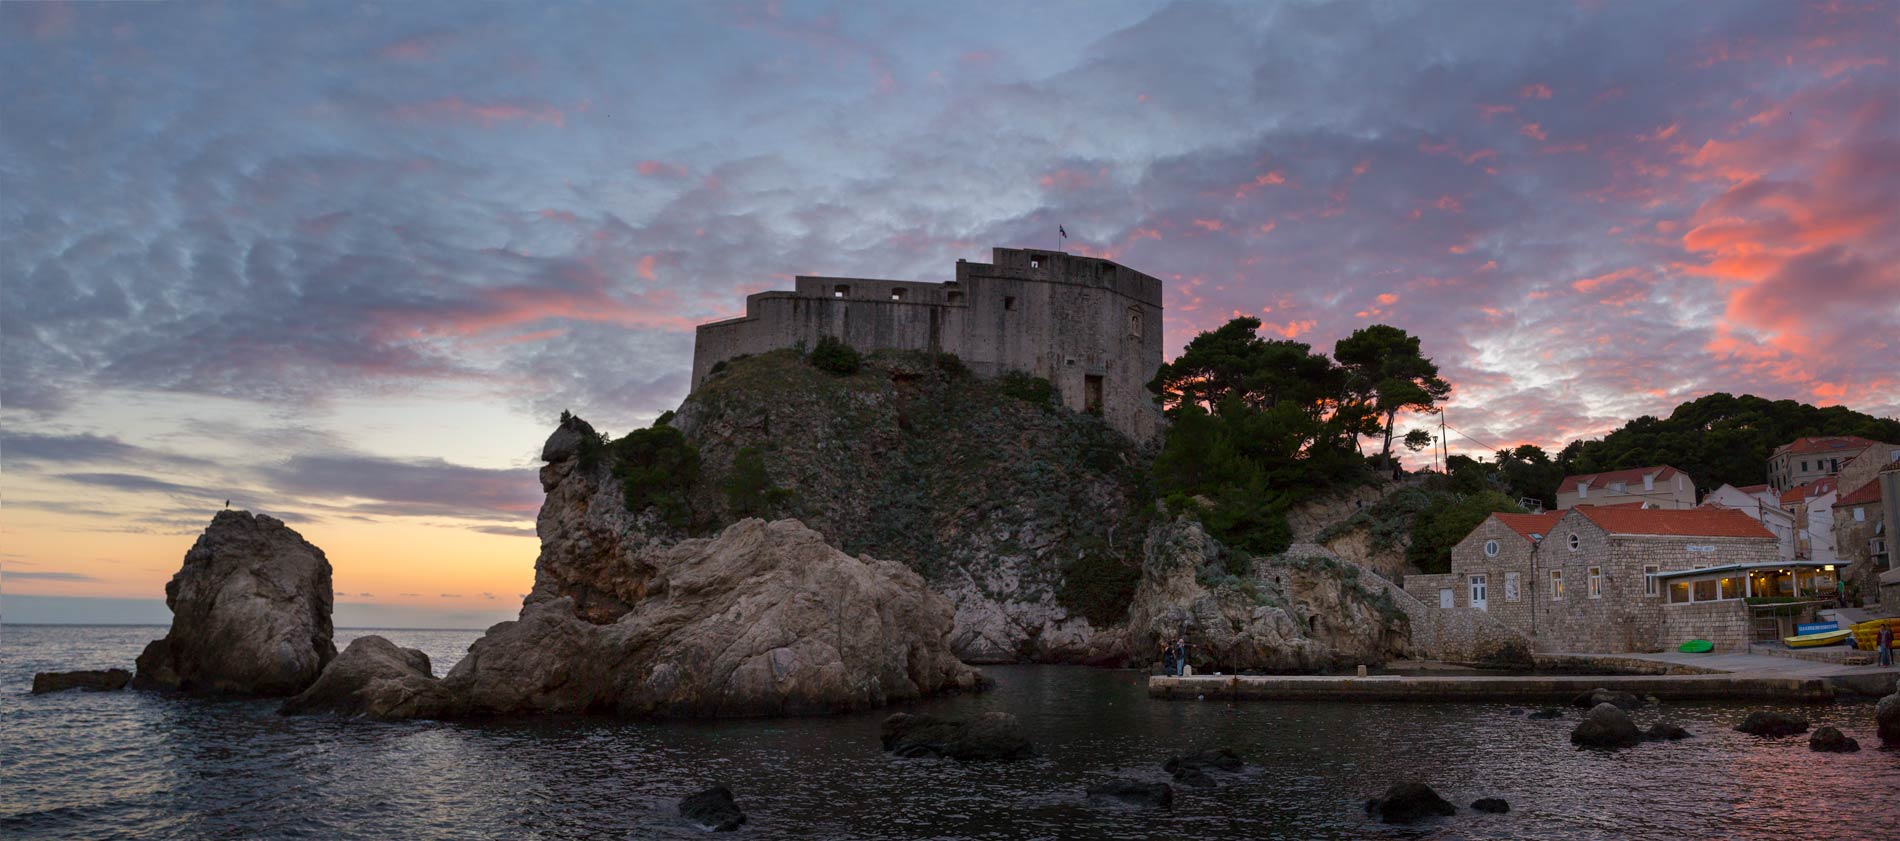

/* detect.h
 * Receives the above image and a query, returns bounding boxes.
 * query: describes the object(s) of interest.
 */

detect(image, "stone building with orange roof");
[1554,465,1695,510]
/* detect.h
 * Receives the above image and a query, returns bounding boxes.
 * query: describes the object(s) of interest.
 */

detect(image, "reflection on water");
[3,625,1894,839]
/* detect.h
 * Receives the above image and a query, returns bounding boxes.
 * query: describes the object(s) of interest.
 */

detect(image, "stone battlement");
[691,247,1166,442]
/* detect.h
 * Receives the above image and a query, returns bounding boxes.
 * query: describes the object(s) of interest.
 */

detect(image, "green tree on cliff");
[1334,324,1450,471]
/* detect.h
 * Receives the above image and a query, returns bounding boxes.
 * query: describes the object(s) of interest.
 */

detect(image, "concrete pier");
[1148,651,1898,704]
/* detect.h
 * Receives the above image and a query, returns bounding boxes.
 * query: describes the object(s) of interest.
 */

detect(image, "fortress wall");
[691,248,1165,442]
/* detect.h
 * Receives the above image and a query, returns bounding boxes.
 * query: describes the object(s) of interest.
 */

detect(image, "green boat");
[1678,639,1714,653]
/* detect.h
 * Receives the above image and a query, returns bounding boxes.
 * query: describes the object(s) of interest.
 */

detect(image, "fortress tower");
[691,247,1165,442]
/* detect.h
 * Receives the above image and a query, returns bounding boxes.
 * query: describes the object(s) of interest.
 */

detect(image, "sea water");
[3,624,1893,839]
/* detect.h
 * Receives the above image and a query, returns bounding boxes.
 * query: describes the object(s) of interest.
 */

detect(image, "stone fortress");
[691,247,1166,442]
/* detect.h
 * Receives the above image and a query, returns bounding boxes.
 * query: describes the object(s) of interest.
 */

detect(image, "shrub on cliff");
[722,446,792,518]
[1056,534,1142,625]
[608,423,700,528]
[810,335,862,376]
[997,371,1056,405]
[1405,489,1524,573]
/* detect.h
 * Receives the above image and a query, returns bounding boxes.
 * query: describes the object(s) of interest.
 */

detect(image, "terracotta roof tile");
[1736,484,1769,494]
[1774,436,1877,457]
[1778,477,1836,505]
[1571,506,1775,539]
[1493,511,1566,542]
[1557,465,1684,495]
[1833,478,1882,508]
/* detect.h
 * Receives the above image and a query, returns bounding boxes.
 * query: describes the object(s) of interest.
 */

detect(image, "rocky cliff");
[134,510,336,695]
[668,350,1151,663]
[547,350,1418,670]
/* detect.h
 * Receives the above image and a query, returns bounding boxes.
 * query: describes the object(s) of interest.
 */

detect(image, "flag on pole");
[1058,225,1067,240]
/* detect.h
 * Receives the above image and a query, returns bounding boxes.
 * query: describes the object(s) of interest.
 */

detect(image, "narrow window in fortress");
[1126,307,1143,339]
[834,285,849,298]
[1084,375,1104,414]
[1029,256,1042,269]
[947,291,963,304]
[891,288,907,301]
[1004,296,1017,311]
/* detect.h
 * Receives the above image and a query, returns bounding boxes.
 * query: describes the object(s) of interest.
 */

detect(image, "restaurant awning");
[1649,560,1835,581]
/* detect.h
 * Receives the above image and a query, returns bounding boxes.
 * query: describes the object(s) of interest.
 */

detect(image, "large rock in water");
[443,518,983,717]
[1366,781,1456,824]
[1735,711,1809,737]
[32,669,131,694]
[279,636,457,720]
[133,511,335,695]
[1571,702,1643,749]
[1877,691,1900,746]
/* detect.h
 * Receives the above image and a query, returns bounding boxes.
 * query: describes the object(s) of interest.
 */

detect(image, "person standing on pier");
[1879,623,1894,668]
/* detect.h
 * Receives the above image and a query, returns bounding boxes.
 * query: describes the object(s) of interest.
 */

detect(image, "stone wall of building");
[1441,518,1538,637]
[1657,600,1752,652]
[1369,570,1530,665]
[691,248,1166,442]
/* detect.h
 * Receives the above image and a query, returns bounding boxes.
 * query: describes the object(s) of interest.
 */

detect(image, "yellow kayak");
[1851,618,1900,650]
[1785,629,1852,648]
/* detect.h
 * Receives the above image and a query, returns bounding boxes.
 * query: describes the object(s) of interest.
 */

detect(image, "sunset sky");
[4,1,1897,626]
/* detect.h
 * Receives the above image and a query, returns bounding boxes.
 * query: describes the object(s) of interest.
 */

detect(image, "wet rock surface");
[1808,726,1860,753]
[880,711,1035,761]
[678,786,746,831]
[1571,702,1643,749]
[133,511,335,696]
[279,635,455,721]
[1644,722,1692,741]
[1085,781,1172,810]
[1735,711,1809,737]
[1366,781,1457,824]
[1471,797,1510,814]
[31,669,131,694]
[1527,707,1564,720]
[1877,691,1900,746]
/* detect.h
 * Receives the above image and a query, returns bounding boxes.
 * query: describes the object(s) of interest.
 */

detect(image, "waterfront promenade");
[1147,650,1898,704]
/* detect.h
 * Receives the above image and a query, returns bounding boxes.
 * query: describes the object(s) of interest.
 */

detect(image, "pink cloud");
[1520,83,1553,99]
[390,97,565,128]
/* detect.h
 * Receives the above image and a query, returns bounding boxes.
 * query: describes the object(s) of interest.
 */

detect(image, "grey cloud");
[4,570,102,582]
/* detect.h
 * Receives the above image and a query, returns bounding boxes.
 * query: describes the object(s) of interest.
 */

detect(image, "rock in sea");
[1365,781,1457,824]
[1644,722,1692,741]
[441,518,983,718]
[133,510,336,696]
[1570,687,1645,710]
[1471,797,1510,814]
[279,636,457,721]
[1570,702,1643,749]
[1085,781,1173,810]
[1877,691,1900,747]
[1734,711,1808,737]
[1527,707,1564,720]
[880,712,1034,761]
[678,786,746,832]
[31,669,131,694]
[1807,726,1860,753]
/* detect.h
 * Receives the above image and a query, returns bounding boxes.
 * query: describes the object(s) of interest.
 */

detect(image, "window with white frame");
[1855,507,1866,522]
[1567,533,1580,551]
[1504,572,1521,601]
[1550,569,1564,600]
[1588,566,1603,599]
[1643,564,1660,596]
[1483,539,1500,557]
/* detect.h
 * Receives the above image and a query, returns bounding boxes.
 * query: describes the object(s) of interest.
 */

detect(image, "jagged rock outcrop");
[133,510,335,696]
[279,635,456,720]
[444,517,982,717]
[1120,518,1410,671]
[32,669,130,694]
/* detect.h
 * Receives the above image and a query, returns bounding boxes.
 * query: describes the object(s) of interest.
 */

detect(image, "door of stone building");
[1084,375,1104,413]
[1439,588,1454,608]
[1469,574,1488,610]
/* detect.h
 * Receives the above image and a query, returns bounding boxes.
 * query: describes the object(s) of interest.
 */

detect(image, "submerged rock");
[133,511,335,696]
[1085,781,1173,810]
[678,786,746,832]
[31,669,131,694]
[443,518,982,718]
[1877,692,1900,746]
[1644,722,1692,741]
[279,636,456,721]
[1527,708,1565,720]
[1570,703,1643,749]
[1735,711,1809,737]
[1365,781,1456,824]
[1471,797,1510,814]
[1570,688,1645,710]
[880,711,1034,761]
[1808,726,1860,753]
[1171,768,1216,788]
[1163,748,1245,775]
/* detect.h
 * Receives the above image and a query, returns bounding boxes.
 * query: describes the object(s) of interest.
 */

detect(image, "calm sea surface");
[2,624,1893,840]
